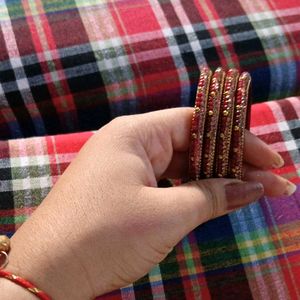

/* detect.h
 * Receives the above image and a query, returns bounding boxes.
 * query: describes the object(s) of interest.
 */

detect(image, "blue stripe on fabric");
[229,201,268,234]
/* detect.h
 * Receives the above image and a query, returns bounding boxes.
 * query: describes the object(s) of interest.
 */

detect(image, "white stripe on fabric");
[0,0,42,129]
[152,0,191,106]
[0,176,52,192]
[0,153,76,169]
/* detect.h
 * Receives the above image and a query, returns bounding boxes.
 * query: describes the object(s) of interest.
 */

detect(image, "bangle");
[228,72,251,179]
[201,67,225,178]
[188,67,251,181]
[189,67,212,181]
[215,69,239,178]
[0,235,52,300]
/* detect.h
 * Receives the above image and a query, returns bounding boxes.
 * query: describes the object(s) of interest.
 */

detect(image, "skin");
[0,108,295,299]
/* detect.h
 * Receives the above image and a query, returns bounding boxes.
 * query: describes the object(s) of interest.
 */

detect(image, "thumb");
[151,179,264,244]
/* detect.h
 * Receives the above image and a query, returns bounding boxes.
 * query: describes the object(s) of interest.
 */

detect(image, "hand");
[2,108,295,299]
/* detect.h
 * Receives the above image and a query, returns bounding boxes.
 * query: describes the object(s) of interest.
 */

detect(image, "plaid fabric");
[0,97,299,299]
[0,0,300,139]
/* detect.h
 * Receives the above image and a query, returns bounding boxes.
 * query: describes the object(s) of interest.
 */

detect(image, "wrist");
[3,190,104,299]
[6,224,90,300]
[0,277,37,300]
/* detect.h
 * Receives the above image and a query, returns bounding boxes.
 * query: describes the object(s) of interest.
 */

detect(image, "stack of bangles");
[189,67,251,181]
[0,67,251,300]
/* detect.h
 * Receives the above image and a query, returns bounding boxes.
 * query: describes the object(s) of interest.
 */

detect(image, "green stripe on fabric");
[41,0,79,12]
[43,0,106,11]
[1,2,25,19]
[13,188,51,208]
[0,215,27,224]
[11,166,50,179]
[182,238,197,273]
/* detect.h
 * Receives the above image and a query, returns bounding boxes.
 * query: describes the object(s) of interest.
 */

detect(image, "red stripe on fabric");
[0,207,35,217]
[278,99,299,121]
[256,131,283,145]
[254,123,297,180]
[0,27,9,60]
[180,276,211,300]
[112,0,160,35]
[0,224,15,232]
[105,68,182,109]
[267,0,300,9]
[0,140,10,158]
[278,254,300,299]
[45,136,61,184]
[210,0,247,18]
[44,162,69,177]
[250,103,277,127]
[131,55,178,77]
[95,290,122,300]
[22,7,43,54]
[51,94,77,114]
[175,233,211,299]
[11,18,36,56]
[189,240,211,299]
[175,244,198,300]
[192,0,240,67]
[47,131,92,154]
[36,6,56,51]
[191,1,210,22]
[156,2,182,27]
[138,68,181,87]
[128,37,169,54]
[22,1,78,116]
[276,15,300,26]
[46,10,90,48]
[272,165,299,183]
[267,3,300,87]
[108,4,126,37]
[33,4,77,111]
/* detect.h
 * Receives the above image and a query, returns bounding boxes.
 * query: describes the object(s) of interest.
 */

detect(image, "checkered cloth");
[0,97,299,299]
[1,0,300,139]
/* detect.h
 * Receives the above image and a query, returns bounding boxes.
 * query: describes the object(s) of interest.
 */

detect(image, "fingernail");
[284,181,297,196]
[272,153,284,169]
[226,181,264,210]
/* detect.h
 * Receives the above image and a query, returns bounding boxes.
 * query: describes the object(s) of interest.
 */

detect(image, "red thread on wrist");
[0,269,52,300]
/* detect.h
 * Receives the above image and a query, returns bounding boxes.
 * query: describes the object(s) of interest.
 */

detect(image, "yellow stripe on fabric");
[234,225,300,263]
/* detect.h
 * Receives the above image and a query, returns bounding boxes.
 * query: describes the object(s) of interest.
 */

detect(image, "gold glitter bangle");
[214,69,239,178]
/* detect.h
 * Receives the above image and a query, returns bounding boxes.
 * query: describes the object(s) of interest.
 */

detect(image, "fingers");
[122,108,283,180]
[103,108,194,180]
[135,107,193,152]
[149,179,264,245]
[162,130,284,179]
[243,164,297,197]
[244,130,284,169]
[164,160,296,198]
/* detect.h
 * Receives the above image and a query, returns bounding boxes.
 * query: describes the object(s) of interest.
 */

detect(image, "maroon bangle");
[188,67,252,182]
[201,67,225,178]
[214,69,239,178]
[189,67,212,181]
[228,72,251,179]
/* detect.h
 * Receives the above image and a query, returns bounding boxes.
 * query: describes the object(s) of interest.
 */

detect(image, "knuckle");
[100,115,138,141]
[197,181,223,220]
[110,115,131,130]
